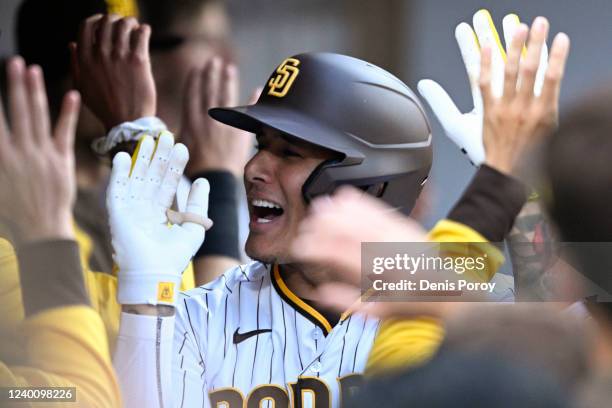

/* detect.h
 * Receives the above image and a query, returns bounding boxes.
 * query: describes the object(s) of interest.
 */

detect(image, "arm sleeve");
[0,306,121,408]
[0,238,120,407]
[366,207,510,376]
[113,296,209,408]
[447,164,527,242]
[113,312,175,408]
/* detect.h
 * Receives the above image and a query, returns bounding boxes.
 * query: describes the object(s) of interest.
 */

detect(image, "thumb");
[417,79,462,136]
[182,178,211,235]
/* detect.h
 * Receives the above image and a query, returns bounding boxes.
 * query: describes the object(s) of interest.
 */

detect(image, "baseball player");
[112,52,435,407]
[111,48,524,407]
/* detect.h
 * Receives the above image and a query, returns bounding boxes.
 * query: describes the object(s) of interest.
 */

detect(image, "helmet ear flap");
[301,159,341,204]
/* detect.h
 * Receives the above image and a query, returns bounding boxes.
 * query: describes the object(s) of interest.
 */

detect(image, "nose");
[244,150,274,186]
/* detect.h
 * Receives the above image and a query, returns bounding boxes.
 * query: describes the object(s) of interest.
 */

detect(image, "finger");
[478,46,493,108]
[114,17,139,58]
[473,9,506,97]
[134,24,151,62]
[248,87,263,105]
[181,67,203,145]
[107,151,132,211]
[182,178,211,233]
[205,57,222,109]
[127,135,155,200]
[142,131,174,200]
[167,209,213,230]
[53,91,81,155]
[455,22,482,111]
[417,79,465,145]
[157,143,189,209]
[97,14,122,57]
[539,33,570,105]
[78,14,104,60]
[502,14,523,54]
[534,40,549,96]
[69,42,80,87]
[502,24,528,100]
[0,88,9,149]
[220,63,239,107]
[26,65,51,145]
[7,57,33,148]
[518,16,549,100]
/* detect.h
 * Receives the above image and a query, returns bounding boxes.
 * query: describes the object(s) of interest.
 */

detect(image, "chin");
[245,238,289,265]
[245,241,276,264]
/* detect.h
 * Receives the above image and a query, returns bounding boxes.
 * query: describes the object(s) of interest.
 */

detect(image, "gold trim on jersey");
[272,264,333,334]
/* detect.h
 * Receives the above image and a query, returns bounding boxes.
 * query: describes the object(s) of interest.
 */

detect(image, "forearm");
[11,240,120,407]
[447,165,528,243]
[114,312,175,408]
[429,165,527,282]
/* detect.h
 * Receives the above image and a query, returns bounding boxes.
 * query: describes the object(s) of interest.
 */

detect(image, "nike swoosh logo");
[233,328,272,344]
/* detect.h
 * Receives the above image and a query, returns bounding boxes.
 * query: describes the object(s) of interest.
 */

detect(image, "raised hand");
[291,186,427,285]
[479,18,570,175]
[418,10,550,166]
[0,57,80,242]
[289,187,458,319]
[70,14,156,131]
[107,133,212,305]
[181,57,258,178]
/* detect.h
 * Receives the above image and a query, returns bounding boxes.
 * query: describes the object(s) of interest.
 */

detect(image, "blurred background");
[1,0,612,226]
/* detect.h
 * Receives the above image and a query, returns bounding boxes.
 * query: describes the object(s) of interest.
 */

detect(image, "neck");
[279,262,334,301]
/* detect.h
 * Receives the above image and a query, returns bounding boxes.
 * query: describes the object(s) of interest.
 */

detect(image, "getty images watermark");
[360,242,612,302]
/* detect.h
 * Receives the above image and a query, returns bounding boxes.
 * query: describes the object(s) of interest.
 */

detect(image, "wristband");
[117,270,182,306]
[190,170,241,260]
[91,116,167,155]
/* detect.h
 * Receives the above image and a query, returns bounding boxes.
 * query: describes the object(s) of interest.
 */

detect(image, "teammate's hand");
[70,14,156,131]
[107,133,212,305]
[291,187,458,318]
[181,57,258,178]
[480,18,570,176]
[291,186,427,285]
[0,57,80,242]
[418,10,550,166]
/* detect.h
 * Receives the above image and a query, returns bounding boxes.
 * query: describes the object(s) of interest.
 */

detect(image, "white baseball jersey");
[114,262,381,407]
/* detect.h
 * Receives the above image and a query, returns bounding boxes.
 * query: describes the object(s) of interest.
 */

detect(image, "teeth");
[251,199,282,209]
[257,218,272,224]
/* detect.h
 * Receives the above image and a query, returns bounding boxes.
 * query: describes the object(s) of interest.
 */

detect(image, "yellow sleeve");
[427,219,505,282]
[2,226,194,355]
[365,220,505,376]
[0,233,123,353]
[0,306,121,407]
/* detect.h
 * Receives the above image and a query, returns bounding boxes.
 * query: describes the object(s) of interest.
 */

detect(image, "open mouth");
[250,199,285,224]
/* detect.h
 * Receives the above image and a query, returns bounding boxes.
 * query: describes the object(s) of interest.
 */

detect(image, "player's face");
[244,128,338,264]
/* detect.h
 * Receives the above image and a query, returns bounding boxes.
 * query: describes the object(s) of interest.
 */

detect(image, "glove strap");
[118,271,182,306]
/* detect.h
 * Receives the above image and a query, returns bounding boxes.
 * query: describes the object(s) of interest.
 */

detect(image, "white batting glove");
[418,10,549,166]
[107,131,212,306]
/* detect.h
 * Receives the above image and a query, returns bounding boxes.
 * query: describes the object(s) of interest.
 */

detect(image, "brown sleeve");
[17,239,90,317]
[448,165,527,242]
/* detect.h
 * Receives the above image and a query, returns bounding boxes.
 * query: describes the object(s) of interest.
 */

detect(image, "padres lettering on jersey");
[172,262,380,407]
